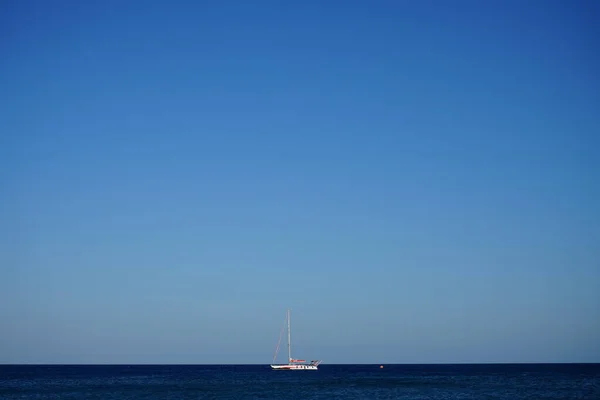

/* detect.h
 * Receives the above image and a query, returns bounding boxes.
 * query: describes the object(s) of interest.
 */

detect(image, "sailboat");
[270,309,321,370]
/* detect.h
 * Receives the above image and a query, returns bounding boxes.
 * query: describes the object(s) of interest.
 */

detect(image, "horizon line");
[2,362,599,366]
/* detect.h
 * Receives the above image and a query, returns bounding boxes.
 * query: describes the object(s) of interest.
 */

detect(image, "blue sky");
[1,0,598,364]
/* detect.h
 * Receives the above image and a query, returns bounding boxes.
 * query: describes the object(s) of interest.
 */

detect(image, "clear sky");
[1,0,598,364]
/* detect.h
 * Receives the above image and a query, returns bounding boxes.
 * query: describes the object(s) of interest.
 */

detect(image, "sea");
[1,364,598,399]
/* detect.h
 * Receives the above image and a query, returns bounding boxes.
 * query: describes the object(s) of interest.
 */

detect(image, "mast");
[287,309,292,363]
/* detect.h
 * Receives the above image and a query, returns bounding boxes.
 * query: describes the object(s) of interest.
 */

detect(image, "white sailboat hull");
[270,364,318,370]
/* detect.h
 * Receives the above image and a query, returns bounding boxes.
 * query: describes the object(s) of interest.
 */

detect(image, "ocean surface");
[1,364,598,399]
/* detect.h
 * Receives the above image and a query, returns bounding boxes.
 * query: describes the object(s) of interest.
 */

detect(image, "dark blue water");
[1,364,598,399]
